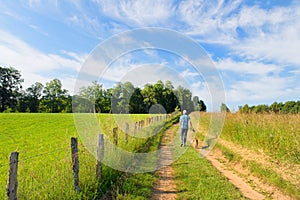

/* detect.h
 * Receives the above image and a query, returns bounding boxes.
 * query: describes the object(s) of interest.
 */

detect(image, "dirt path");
[218,139,300,188]
[151,125,178,200]
[204,148,264,200]
[151,121,298,200]
[215,139,298,200]
[190,134,297,199]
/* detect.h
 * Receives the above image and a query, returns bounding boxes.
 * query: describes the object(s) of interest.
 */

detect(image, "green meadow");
[1,112,299,199]
[0,113,173,199]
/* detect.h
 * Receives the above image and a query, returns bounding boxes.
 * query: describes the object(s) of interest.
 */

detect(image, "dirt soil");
[152,123,299,200]
[151,125,178,200]
[193,136,298,200]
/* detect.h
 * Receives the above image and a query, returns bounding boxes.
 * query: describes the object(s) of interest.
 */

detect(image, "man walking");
[179,110,193,147]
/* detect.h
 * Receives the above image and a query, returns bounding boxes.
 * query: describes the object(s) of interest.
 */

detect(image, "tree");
[141,83,156,112]
[18,82,43,112]
[141,80,180,113]
[41,79,68,112]
[111,82,134,113]
[198,100,207,112]
[175,85,194,113]
[0,67,23,112]
[221,103,230,112]
[193,96,207,112]
[26,82,43,112]
[79,81,103,113]
[129,88,146,113]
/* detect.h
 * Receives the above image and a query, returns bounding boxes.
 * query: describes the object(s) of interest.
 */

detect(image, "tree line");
[0,66,207,113]
[239,101,300,114]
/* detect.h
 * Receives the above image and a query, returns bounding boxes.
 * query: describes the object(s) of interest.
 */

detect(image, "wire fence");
[2,112,180,199]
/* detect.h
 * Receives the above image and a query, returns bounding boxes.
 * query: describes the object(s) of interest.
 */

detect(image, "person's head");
[183,110,187,115]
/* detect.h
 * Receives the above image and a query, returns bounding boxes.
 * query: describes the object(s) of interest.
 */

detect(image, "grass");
[0,113,175,199]
[172,146,246,200]
[216,143,300,199]
[197,112,300,200]
[2,111,299,199]
[247,161,300,199]
[221,113,300,164]
[109,114,180,199]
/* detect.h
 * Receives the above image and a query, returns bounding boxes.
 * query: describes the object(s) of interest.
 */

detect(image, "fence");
[4,112,179,199]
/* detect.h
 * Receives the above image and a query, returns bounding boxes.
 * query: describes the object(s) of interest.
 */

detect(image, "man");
[179,110,193,147]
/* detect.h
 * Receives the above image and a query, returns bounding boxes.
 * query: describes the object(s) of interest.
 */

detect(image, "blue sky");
[0,0,300,111]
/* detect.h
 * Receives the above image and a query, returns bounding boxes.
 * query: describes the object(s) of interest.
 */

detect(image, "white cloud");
[178,0,243,44]
[94,0,175,26]
[226,75,294,105]
[0,30,83,92]
[216,58,281,76]
[231,4,300,66]
[181,69,199,79]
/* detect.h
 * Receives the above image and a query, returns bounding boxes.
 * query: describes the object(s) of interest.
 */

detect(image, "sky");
[0,0,300,111]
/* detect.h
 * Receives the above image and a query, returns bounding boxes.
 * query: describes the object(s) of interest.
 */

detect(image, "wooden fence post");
[6,152,18,200]
[96,134,104,179]
[71,137,80,192]
[113,127,118,146]
[125,123,129,143]
[133,122,137,135]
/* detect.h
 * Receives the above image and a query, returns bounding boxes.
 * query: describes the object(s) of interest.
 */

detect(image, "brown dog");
[192,138,199,148]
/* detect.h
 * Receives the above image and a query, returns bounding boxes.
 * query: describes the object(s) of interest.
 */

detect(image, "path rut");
[151,125,178,200]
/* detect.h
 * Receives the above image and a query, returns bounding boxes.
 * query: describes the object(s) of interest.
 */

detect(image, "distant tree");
[164,80,174,91]
[41,79,68,112]
[193,96,206,112]
[17,90,29,112]
[221,103,230,112]
[282,101,296,114]
[163,88,179,113]
[239,104,250,113]
[74,80,204,114]
[79,81,103,113]
[239,101,300,114]
[101,89,112,113]
[111,82,135,113]
[27,82,44,112]
[141,83,156,112]
[129,88,146,113]
[198,100,207,112]
[193,96,199,110]
[175,85,194,113]
[253,104,269,113]
[270,102,279,113]
[0,66,23,112]
[18,82,44,112]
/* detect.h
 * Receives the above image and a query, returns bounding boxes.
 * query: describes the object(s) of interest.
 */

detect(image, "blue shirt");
[180,114,190,129]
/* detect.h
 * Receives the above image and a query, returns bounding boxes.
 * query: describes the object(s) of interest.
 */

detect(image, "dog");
[192,138,199,149]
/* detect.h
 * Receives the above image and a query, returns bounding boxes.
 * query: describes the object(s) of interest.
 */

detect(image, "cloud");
[178,0,243,44]
[218,58,300,109]
[226,75,294,105]
[230,4,300,66]
[0,30,83,92]
[216,58,281,76]
[94,0,175,26]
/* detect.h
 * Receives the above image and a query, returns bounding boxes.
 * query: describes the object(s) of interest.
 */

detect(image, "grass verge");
[108,114,180,199]
[172,146,246,200]
[217,143,300,200]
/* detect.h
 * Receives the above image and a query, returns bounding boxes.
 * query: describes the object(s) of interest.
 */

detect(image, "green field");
[194,112,300,199]
[0,113,176,199]
[1,112,299,199]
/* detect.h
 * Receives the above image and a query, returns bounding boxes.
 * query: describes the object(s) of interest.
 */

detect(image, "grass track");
[172,146,245,199]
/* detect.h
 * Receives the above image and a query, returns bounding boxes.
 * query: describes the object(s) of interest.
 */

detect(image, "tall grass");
[220,113,300,164]
[197,112,300,199]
